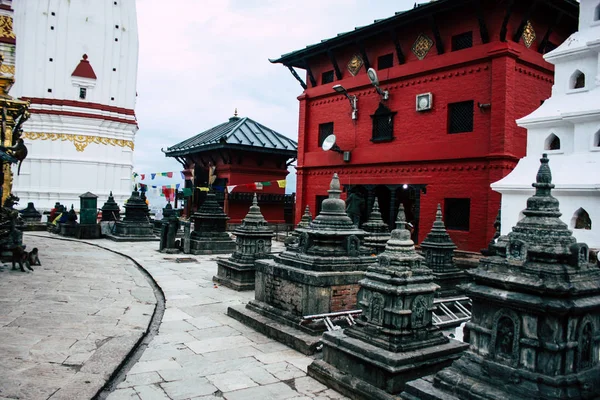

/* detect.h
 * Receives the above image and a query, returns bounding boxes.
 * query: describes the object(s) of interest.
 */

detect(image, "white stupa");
[492,0,600,249]
[10,0,139,209]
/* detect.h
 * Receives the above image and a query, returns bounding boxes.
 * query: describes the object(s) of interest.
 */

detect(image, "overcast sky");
[133,0,417,196]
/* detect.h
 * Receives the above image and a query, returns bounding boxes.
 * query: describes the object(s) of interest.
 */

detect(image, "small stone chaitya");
[214,193,273,290]
[228,173,375,354]
[100,192,121,222]
[187,191,235,255]
[402,154,600,400]
[362,198,391,255]
[308,204,468,399]
[106,189,156,241]
[420,204,467,298]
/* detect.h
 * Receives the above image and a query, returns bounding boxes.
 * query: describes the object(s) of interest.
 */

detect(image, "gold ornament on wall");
[0,16,15,40]
[22,132,134,152]
[522,21,536,48]
[412,34,434,60]
[347,54,364,76]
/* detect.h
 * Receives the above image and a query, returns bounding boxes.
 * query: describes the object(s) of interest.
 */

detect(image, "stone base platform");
[308,330,468,399]
[21,222,47,232]
[104,233,159,242]
[227,304,322,355]
[76,224,101,239]
[213,258,257,291]
[189,238,236,255]
[400,375,459,400]
[59,223,78,237]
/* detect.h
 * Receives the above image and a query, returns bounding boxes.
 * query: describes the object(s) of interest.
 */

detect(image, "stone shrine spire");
[421,204,465,298]
[404,154,600,400]
[362,198,390,255]
[308,202,467,398]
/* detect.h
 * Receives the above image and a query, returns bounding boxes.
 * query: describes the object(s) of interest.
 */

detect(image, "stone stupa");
[106,189,156,241]
[285,205,312,246]
[187,190,235,254]
[309,204,468,398]
[362,198,391,255]
[403,154,600,400]
[228,173,376,354]
[420,204,467,298]
[214,194,274,290]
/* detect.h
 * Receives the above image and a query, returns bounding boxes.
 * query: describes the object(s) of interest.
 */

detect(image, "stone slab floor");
[0,234,156,400]
[6,232,348,400]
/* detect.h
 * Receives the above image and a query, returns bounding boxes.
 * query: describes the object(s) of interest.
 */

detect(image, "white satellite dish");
[367,68,379,86]
[322,134,337,151]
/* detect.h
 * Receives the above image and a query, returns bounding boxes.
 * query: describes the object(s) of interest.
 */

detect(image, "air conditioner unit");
[416,93,433,112]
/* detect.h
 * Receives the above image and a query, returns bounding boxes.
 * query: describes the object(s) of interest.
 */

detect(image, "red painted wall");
[293,1,573,252]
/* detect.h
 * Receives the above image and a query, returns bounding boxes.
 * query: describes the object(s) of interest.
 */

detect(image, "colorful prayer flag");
[167,172,173,178]
[277,180,286,188]
[255,183,263,190]
[198,187,210,192]
[182,188,193,197]
[141,174,145,180]
[262,181,272,187]
[151,173,156,180]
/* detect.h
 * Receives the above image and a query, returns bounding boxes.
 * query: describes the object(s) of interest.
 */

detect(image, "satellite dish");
[367,68,379,87]
[322,134,337,151]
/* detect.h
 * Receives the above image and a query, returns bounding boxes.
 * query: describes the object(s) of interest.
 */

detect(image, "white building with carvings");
[10,0,138,209]
[492,0,600,249]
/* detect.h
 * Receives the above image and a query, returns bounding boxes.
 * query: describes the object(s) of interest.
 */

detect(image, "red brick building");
[165,114,297,224]
[271,0,578,251]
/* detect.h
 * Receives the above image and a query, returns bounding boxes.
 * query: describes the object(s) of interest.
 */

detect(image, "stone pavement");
[4,232,348,400]
[0,234,156,400]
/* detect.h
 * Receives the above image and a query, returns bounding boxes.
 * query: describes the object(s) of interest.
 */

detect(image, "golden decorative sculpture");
[522,21,536,48]
[22,132,134,152]
[0,55,30,204]
[412,33,434,61]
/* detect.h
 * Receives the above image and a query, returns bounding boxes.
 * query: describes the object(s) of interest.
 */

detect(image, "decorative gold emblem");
[522,21,536,48]
[22,132,134,152]
[0,16,15,40]
[0,64,14,76]
[412,34,434,60]
[347,54,363,76]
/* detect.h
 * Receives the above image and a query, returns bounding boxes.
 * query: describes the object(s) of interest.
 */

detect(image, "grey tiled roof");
[164,116,297,157]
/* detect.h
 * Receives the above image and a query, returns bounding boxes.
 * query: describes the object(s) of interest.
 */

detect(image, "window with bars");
[448,100,474,134]
[377,53,394,70]
[371,103,396,142]
[322,70,334,84]
[318,122,334,147]
[444,198,470,231]
[451,31,473,51]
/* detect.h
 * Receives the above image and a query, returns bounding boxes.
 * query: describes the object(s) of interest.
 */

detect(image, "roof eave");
[164,143,298,159]
[270,0,579,69]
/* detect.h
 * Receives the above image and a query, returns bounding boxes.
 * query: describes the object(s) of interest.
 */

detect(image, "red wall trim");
[28,108,137,127]
[22,97,136,116]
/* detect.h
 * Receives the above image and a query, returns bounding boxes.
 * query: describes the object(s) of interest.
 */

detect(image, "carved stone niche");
[297,231,311,253]
[576,315,597,372]
[507,239,528,264]
[345,234,360,257]
[411,295,429,329]
[571,243,589,267]
[490,309,521,368]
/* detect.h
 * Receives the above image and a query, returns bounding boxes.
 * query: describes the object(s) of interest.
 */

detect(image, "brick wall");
[331,284,360,312]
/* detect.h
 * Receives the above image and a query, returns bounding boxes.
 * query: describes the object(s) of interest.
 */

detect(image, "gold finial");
[234,108,238,117]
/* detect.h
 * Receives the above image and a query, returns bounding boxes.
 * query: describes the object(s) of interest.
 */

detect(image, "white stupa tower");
[492,0,600,249]
[10,0,138,209]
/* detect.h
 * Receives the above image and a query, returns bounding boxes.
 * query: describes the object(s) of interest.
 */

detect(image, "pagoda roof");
[269,0,579,69]
[164,116,297,158]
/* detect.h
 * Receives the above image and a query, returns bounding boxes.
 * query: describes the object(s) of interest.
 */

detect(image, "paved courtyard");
[1,232,347,400]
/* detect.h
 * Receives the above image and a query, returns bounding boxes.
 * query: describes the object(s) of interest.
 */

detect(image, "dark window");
[79,87,87,100]
[322,70,334,84]
[316,195,328,215]
[451,32,473,51]
[574,72,585,89]
[47,88,52,93]
[574,208,592,230]
[318,122,334,147]
[50,26,54,30]
[448,100,474,133]
[445,198,470,231]
[545,134,560,150]
[371,103,396,142]
[377,53,394,70]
